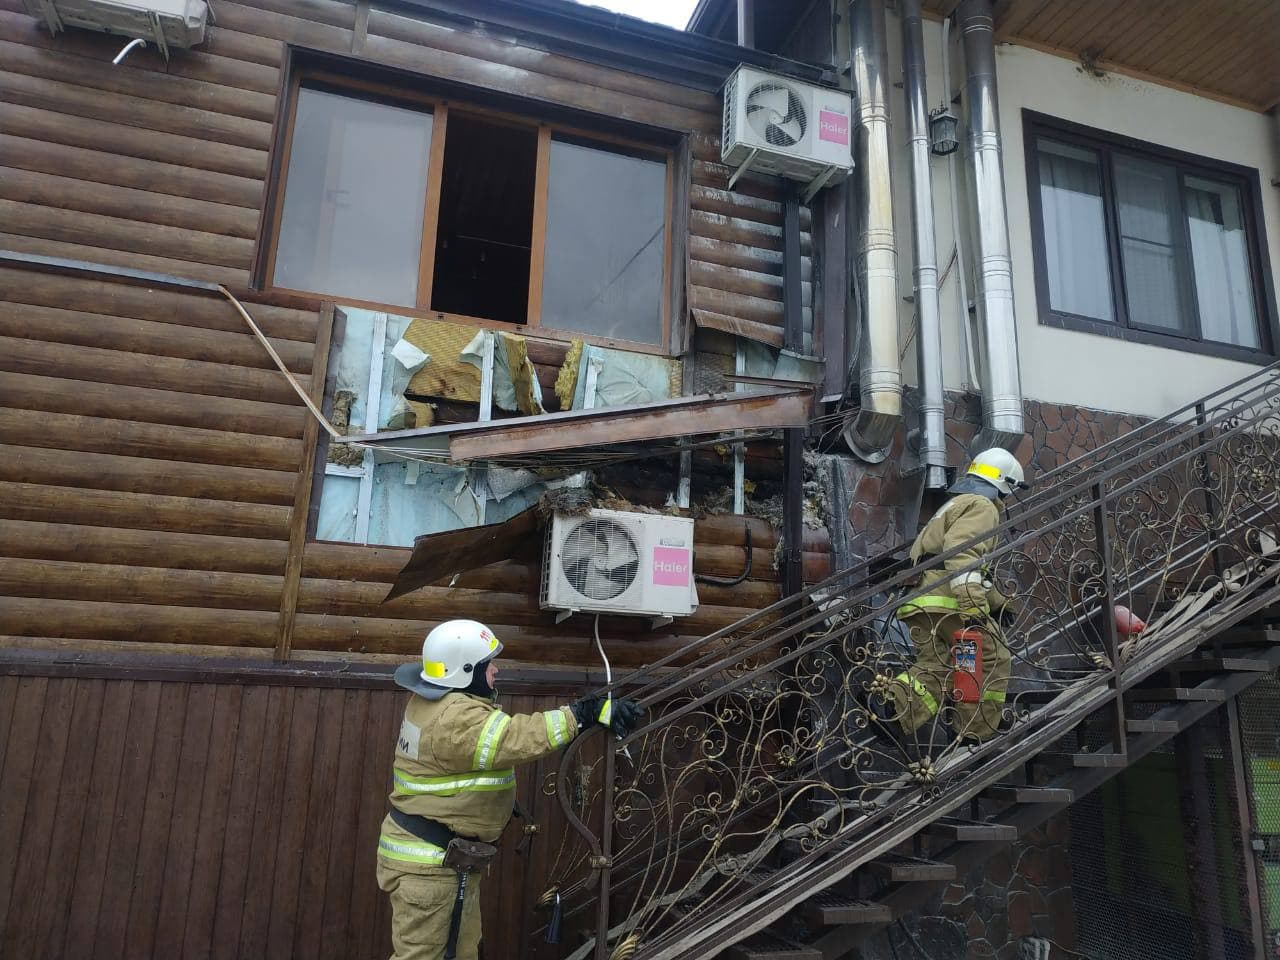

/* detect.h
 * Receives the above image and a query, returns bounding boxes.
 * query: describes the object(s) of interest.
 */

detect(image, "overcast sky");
[575,0,699,30]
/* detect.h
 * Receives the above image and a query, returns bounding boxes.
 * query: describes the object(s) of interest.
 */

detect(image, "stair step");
[924,818,1019,842]
[725,933,823,960]
[803,894,892,926]
[1040,751,1128,769]
[1170,656,1273,673]
[1213,627,1280,646]
[983,785,1073,804]
[1126,717,1183,734]
[1128,686,1227,702]
[865,856,956,883]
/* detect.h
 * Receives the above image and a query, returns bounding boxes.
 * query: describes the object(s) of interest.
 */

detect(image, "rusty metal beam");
[356,388,813,464]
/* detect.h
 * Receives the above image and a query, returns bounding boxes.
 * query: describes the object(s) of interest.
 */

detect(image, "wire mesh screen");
[1068,712,1258,960]
[1239,676,1280,959]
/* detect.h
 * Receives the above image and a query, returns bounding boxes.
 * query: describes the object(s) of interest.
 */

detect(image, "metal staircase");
[541,364,1280,960]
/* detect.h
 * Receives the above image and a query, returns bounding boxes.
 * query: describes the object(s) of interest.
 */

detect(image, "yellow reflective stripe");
[597,698,613,726]
[392,767,515,796]
[896,595,960,617]
[893,672,940,716]
[473,711,511,770]
[968,461,1002,481]
[982,689,1007,703]
[544,709,571,748]
[378,834,447,865]
[423,660,447,679]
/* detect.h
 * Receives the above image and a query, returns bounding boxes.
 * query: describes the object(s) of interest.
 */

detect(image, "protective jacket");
[377,691,578,873]
[899,493,1003,618]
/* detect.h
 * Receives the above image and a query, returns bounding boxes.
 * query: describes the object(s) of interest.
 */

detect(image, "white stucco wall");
[881,14,1280,419]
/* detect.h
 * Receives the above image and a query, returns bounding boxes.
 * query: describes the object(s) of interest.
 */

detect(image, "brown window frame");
[1023,109,1278,364]
[260,66,677,357]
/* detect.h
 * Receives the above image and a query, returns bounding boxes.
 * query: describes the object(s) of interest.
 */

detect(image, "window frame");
[260,64,678,357]
[1023,110,1278,364]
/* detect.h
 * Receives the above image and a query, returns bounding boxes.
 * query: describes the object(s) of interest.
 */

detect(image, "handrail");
[548,366,1280,960]
[613,366,1280,701]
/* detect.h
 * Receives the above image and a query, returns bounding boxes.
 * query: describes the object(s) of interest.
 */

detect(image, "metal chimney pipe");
[842,0,902,462]
[958,0,1024,451]
[900,0,948,488]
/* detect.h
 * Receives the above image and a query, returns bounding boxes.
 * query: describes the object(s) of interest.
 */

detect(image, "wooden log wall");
[0,0,834,668]
[0,667,578,960]
[0,0,810,355]
[0,262,831,665]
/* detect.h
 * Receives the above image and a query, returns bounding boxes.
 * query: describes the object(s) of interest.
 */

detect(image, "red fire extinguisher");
[951,628,984,703]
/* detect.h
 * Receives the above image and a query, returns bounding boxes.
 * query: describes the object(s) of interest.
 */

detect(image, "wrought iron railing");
[541,363,1280,960]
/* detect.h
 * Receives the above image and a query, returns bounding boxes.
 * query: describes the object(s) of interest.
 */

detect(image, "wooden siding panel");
[292,687,348,958]
[0,372,309,440]
[0,520,290,576]
[0,199,256,270]
[0,101,267,180]
[0,408,304,472]
[202,684,263,960]
[0,232,250,286]
[93,679,162,960]
[0,166,261,239]
[0,266,317,341]
[151,681,218,959]
[28,678,106,957]
[61,678,134,958]
[0,33,277,121]
[0,676,50,941]
[123,681,189,959]
[0,132,265,209]
[0,68,274,150]
[5,676,77,956]
[0,8,281,94]
[0,443,297,505]
[318,688,372,960]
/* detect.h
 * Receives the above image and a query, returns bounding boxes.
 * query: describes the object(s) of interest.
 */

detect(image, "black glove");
[570,695,645,738]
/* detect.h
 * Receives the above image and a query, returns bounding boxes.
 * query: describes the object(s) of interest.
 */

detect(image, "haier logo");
[819,109,849,146]
[652,547,691,587]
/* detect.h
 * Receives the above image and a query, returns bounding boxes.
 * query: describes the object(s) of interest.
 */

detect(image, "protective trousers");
[885,610,1011,742]
[377,861,482,960]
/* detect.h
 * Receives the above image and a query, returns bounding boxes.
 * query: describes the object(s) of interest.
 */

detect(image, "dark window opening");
[430,112,538,325]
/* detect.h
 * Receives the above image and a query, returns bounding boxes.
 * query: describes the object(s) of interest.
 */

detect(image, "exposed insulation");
[403,318,482,402]
[555,339,585,410]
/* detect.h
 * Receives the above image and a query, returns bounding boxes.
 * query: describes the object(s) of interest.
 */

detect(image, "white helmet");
[417,619,503,690]
[965,448,1026,496]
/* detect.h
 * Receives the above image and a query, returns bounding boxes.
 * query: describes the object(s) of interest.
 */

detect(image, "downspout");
[958,0,1024,451]
[900,0,948,489]
[841,0,902,462]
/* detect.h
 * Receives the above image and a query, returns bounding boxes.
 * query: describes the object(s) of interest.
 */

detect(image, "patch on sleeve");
[397,717,422,759]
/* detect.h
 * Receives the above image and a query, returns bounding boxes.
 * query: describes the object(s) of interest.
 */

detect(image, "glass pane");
[1114,154,1193,335]
[1036,138,1114,321]
[274,87,432,308]
[1184,176,1260,348]
[541,139,667,345]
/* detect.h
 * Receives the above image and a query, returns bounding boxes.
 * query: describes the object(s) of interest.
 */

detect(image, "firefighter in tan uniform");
[876,448,1026,744]
[378,619,642,960]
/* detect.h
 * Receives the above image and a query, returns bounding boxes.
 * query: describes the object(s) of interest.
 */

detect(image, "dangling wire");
[594,613,631,762]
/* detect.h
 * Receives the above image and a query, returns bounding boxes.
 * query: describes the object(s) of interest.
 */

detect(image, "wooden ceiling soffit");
[692,307,785,348]
[353,386,813,464]
[384,507,541,602]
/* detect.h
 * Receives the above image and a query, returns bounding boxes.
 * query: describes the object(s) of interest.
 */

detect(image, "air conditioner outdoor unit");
[722,64,854,199]
[542,509,698,622]
[25,0,209,57]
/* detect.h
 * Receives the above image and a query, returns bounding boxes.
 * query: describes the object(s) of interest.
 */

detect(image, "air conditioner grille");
[746,81,807,149]
[560,518,640,601]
